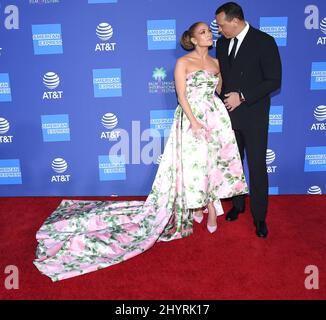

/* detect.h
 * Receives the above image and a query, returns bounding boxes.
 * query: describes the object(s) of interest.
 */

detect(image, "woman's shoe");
[207,204,217,232]
[193,214,204,224]
[207,224,217,233]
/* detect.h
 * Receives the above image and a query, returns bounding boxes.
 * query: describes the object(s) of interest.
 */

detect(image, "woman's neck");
[193,47,209,60]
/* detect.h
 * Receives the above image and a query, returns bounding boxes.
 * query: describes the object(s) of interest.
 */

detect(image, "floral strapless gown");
[34,70,248,281]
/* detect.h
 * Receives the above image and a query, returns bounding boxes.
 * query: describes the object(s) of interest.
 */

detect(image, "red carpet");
[0,195,325,300]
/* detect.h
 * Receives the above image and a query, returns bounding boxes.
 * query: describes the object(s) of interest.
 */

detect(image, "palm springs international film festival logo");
[304,5,326,45]
[304,146,326,172]
[0,117,13,144]
[32,24,63,55]
[100,113,121,140]
[51,158,70,183]
[307,186,322,195]
[0,159,22,185]
[88,0,117,3]
[311,105,326,131]
[29,0,60,4]
[0,73,12,102]
[95,22,116,52]
[266,149,277,173]
[147,20,176,50]
[260,17,288,46]
[148,67,175,94]
[42,72,63,100]
[311,62,326,90]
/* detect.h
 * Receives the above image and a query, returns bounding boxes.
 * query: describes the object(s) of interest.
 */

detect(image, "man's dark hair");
[215,2,245,21]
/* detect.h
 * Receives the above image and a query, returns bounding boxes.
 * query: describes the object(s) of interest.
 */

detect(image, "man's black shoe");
[255,220,268,238]
[225,206,245,221]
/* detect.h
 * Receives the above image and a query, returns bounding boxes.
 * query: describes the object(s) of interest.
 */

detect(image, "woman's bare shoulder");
[210,57,220,73]
[177,53,195,64]
[211,57,220,66]
[175,53,195,71]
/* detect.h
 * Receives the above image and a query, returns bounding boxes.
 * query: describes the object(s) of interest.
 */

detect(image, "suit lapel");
[230,26,254,71]
[219,37,231,73]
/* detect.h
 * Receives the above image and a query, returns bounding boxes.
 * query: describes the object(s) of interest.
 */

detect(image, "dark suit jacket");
[216,26,282,130]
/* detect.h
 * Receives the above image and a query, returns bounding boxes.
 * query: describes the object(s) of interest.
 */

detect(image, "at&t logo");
[307,186,322,195]
[100,113,120,140]
[266,149,277,173]
[304,5,326,45]
[51,158,70,182]
[42,72,63,100]
[95,23,116,52]
[210,19,221,47]
[0,117,13,143]
[311,105,326,131]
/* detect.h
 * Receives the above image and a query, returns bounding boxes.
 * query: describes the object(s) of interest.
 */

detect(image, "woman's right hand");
[190,119,206,139]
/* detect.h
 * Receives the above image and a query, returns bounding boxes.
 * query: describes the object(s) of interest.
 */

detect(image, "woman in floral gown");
[33,22,248,281]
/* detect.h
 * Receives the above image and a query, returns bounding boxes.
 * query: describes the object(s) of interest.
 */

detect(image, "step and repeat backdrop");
[0,0,325,196]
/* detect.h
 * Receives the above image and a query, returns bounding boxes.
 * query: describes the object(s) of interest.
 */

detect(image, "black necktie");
[229,37,238,67]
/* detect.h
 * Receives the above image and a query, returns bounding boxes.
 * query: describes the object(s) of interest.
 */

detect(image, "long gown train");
[33,70,248,281]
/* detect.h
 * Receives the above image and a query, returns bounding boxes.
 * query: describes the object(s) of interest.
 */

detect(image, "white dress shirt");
[228,22,250,57]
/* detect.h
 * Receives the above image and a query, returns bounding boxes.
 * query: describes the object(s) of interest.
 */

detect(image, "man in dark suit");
[215,2,282,238]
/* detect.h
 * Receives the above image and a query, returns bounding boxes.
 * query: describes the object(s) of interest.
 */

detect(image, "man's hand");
[224,92,241,112]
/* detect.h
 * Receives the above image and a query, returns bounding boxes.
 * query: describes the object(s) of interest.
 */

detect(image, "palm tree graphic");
[152,67,167,92]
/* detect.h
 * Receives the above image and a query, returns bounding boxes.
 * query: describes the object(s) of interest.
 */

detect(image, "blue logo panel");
[147,20,176,50]
[41,114,70,142]
[269,187,279,195]
[260,17,288,47]
[150,109,175,137]
[304,146,326,172]
[0,159,22,185]
[0,73,12,102]
[32,24,63,55]
[269,105,283,133]
[93,68,122,97]
[99,155,126,181]
[311,62,326,90]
